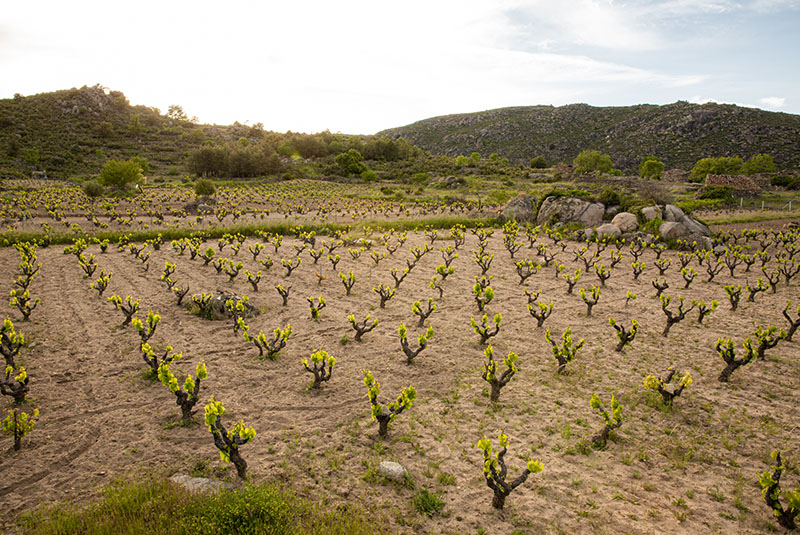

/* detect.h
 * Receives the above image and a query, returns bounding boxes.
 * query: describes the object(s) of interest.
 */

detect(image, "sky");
[1,0,798,134]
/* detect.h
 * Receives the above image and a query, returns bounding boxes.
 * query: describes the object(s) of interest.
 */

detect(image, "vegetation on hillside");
[379,102,800,171]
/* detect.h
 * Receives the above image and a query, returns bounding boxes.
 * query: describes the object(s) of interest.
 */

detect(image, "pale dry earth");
[0,228,797,534]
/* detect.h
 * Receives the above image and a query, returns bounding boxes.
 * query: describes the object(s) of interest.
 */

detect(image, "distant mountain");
[378,102,800,170]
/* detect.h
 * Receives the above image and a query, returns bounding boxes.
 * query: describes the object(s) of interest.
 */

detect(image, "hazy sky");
[1,1,798,134]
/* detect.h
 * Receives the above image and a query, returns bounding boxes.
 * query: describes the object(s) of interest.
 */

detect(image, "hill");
[0,85,224,178]
[0,85,340,180]
[378,102,800,171]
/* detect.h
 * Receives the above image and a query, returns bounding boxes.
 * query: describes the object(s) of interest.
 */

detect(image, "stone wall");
[705,174,760,191]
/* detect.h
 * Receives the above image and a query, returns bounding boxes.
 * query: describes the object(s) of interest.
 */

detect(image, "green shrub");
[82,180,104,198]
[574,150,614,174]
[690,156,743,181]
[771,175,800,190]
[360,169,378,181]
[530,156,547,168]
[412,489,445,516]
[194,178,216,197]
[639,156,664,179]
[131,156,152,175]
[334,149,368,177]
[696,186,734,201]
[99,159,143,189]
[598,187,620,207]
[640,217,663,235]
[743,153,776,175]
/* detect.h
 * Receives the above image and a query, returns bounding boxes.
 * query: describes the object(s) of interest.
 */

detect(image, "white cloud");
[759,96,786,107]
[0,1,761,133]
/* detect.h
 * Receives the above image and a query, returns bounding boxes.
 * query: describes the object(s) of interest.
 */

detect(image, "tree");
[99,159,143,189]
[743,153,777,175]
[167,104,188,122]
[573,150,614,174]
[690,156,744,181]
[639,156,664,179]
[334,149,368,177]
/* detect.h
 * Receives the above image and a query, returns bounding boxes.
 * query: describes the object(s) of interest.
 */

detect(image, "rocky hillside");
[379,102,800,170]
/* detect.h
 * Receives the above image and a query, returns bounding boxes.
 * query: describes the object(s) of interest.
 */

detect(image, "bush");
[598,187,620,207]
[530,156,547,168]
[574,150,614,174]
[696,185,734,202]
[131,156,151,175]
[99,159,143,189]
[690,156,743,181]
[770,175,800,190]
[194,179,216,197]
[334,149,368,177]
[743,153,776,175]
[639,156,664,179]
[360,169,378,181]
[82,180,104,198]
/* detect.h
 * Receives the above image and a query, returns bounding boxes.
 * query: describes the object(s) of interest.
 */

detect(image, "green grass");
[703,209,800,226]
[0,216,501,248]
[18,477,382,535]
[412,488,446,517]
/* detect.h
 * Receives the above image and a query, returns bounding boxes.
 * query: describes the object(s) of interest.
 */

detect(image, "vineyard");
[0,182,799,534]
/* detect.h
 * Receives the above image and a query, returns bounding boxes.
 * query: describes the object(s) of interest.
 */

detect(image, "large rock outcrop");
[537,196,604,227]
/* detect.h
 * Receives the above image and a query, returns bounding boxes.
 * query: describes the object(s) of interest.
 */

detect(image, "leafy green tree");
[573,150,614,174]
[470,152,481,163]
[690,156,744,181]
[99,159,143,189]
[334,149,368,177]
[639,156,664,179]
[743,153,777,175]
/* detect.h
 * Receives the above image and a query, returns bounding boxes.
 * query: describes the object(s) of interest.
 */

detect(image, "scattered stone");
[611,212,638,233]
[659,221,689,241]
[595,223,622,239]
[640,206,662,221]
[377,461,408,482]
[169,474,240,493]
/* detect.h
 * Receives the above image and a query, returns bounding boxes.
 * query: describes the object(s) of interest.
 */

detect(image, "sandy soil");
[0,228,798,534]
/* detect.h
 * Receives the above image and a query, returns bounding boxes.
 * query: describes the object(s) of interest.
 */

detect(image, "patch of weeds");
[708,485,726,502]
[436,472,456,486]
[412,489,445,517]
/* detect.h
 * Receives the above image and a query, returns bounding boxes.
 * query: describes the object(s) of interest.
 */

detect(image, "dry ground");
[0,228,798,534]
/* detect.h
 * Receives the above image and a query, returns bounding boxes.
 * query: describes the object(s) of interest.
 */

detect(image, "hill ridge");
[378,101,800,170]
